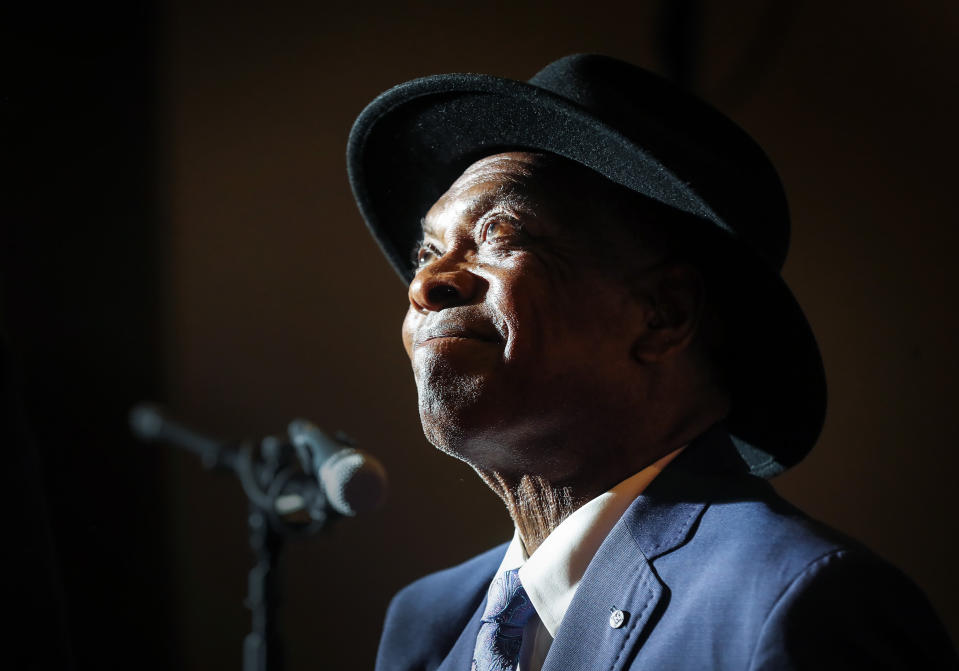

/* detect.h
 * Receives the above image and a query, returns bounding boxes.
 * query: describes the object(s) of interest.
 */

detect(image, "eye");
[414,242,440,268]
[481,214,521,243]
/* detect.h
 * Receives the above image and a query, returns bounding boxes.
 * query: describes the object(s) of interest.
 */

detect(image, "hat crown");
[529,54,791,272]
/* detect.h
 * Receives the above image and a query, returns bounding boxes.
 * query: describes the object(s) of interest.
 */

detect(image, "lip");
[414,323,502,348]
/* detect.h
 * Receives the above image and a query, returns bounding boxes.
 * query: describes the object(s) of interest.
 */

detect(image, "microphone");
[130,404,388,518]
[287,419,388,517]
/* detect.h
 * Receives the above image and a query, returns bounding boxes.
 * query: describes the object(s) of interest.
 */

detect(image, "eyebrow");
[420,186,539,238]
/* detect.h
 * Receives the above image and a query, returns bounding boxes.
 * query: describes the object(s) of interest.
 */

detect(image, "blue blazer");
[376,428,957,670]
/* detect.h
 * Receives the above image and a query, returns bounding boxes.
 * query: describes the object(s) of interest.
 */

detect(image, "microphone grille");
[319,449,388,516]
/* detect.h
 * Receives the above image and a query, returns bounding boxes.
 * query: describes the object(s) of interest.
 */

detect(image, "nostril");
[427,284,459,305]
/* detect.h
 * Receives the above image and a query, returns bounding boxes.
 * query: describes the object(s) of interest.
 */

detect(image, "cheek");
[485,259,563,359]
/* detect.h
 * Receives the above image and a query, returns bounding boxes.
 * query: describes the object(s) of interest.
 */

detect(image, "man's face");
[401,152,658,478]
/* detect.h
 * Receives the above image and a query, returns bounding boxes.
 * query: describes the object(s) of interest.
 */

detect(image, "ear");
[631,264,704,363]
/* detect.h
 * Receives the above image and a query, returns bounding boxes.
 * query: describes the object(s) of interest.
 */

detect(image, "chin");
[413,350,488,426]
[418,397,554,479]
[415,383,500,464]
[411,359,556,470]
[417,384,478,454]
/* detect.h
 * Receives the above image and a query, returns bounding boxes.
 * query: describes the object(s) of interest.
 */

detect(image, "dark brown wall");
[10,1,955,669]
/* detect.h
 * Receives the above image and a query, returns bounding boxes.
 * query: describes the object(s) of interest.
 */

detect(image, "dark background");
[3,1,957,669]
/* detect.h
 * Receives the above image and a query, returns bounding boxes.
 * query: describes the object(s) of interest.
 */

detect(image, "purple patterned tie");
[472,568,536,671]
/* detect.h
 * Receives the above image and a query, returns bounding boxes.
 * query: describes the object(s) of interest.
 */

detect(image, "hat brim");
[347,73,826,477]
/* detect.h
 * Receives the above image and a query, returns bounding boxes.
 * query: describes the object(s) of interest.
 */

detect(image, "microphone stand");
[245,499,286,671]
[234,436,334,671]
[130,407,341,671]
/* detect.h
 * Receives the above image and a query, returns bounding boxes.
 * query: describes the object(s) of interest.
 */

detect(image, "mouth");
[415,322,502,348]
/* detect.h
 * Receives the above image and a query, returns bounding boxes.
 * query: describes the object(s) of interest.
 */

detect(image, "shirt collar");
[493,447,684,637]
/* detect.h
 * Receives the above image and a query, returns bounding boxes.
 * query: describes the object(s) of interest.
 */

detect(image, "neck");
[473,403,730,555]
[476,472,587,555]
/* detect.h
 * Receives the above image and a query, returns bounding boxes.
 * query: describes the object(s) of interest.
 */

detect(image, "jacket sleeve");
[748,550,958,670]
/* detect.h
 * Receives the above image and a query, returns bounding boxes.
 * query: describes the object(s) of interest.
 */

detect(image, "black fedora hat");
[347,53,826,478]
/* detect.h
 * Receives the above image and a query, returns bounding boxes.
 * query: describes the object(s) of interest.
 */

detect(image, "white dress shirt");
[487,448,684,671]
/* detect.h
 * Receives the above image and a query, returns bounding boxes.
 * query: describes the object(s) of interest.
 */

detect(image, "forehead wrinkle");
[463,184,539,219]
[421,181,539,240]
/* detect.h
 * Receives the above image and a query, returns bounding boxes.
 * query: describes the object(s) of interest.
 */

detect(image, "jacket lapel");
[435,595,486,671]
[542,426,738,670]
[540,520,666,671]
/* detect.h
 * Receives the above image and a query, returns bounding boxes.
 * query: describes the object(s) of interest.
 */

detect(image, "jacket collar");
[626,422,748,559]
[541,423,743,670]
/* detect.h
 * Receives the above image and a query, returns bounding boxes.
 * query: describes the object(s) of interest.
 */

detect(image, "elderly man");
[347,55,956,670]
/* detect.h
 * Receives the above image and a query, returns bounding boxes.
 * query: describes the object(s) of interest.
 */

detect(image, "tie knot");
[481,569,535,629]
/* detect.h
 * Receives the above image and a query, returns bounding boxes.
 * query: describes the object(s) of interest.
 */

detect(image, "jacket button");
[609,609,627,628]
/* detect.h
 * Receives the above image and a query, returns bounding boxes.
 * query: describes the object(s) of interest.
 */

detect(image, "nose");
[408,258,480,312]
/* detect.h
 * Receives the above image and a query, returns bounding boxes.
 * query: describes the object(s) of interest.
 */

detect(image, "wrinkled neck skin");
[474,400,727,556]
[478,472,582,556]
